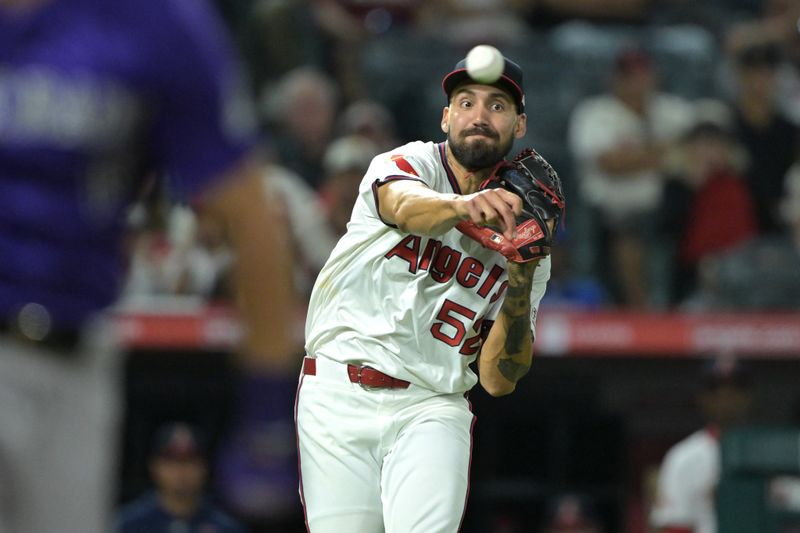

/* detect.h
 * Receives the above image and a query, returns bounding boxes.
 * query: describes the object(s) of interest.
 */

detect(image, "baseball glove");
[457,148,565,262]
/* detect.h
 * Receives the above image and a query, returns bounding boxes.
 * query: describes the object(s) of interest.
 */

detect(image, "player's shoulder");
[115,493,161,529]
[373,141,442,179]
[385,141,440,162]
[196,502,245,532]
[663,429,719,471]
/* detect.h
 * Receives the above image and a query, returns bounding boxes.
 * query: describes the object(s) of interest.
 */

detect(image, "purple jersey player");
[0,1,296,532]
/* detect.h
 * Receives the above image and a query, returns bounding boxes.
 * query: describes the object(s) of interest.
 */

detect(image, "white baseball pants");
[295,357,475,533]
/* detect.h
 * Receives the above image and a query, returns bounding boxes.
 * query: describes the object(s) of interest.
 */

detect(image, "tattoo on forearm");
[496,263,535,382]
[498,316,532,381]
[498,357,530,382]
[503,315,529,354]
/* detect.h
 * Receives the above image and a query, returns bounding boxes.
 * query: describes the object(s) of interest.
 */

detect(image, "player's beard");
[448,127,513,171]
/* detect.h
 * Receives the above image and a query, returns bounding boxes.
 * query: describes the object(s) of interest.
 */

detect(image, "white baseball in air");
[465,44,505,84]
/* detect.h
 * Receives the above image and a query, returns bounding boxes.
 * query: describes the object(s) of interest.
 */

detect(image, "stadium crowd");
[112,1,800,532]
[123,0,800,314]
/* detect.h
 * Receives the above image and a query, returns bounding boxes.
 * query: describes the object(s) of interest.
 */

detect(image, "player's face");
[151,456,207,500]
[442,84,527,171]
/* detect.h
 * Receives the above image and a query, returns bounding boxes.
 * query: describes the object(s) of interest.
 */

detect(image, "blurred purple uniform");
[0,0,256,532]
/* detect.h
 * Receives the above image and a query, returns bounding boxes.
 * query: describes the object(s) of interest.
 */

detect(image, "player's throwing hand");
[456,187,523,240]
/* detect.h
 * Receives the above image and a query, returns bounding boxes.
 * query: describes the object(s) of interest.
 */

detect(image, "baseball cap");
[151,422,205,460]
[442,53,526,113]
[700,355,751,390]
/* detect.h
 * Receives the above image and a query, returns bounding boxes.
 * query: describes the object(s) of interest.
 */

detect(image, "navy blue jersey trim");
[438,142,461,195]
[371,175,427,228]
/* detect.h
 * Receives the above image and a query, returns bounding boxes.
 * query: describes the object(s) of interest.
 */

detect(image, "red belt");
[303,357,410,389]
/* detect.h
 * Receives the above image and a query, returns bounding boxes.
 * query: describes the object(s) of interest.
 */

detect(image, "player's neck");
[158,492,201,518]
[444,143,494,195]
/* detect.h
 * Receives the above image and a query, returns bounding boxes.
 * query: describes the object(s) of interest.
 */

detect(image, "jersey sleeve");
[363,147,433,227]
[147,0,258,200]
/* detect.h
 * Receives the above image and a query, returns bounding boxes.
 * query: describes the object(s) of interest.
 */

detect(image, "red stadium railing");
[113,299,800,357]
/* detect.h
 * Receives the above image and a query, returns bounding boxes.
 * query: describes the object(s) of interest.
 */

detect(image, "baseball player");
[116,423,244,533]
[0,1,295,532]
[296,53,565,532]
[649,356,754,533]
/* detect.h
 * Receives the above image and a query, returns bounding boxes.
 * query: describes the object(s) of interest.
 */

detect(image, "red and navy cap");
[151,422,205,460]
[442,53,526,114]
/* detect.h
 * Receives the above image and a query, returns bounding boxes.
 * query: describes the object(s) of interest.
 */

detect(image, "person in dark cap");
[650,355,754,533]
[730,41,800,236]
[296,47,557,532]
[115,423,244,533]
[657,104,758,306]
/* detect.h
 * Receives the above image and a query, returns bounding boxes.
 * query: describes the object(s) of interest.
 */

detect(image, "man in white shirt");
[568,46,693,307]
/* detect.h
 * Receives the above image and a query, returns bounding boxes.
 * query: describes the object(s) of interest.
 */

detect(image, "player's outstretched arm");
[377,179,521,238]
[478,260,538,396]
[199,156,298,371]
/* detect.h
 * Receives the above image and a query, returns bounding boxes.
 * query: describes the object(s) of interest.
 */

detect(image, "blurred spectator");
[123,187,190,299]
[724,0,800,125]
[517,0,650,28]
[416,0,531,47]
[539,231,609,310]
[265,163,339,295]
[657,111,757,306]
[123,201,235,302]
[690,161,800,310]
[311,0,424,101]
[650,355,754,533]
[237,0,326,89]
[568,45,694,307]
[175,207,236,300]
[337,98,401,152]
[116,423,243,533]
[263,67,341,189]
[541,493,604,533]
[783,160,800,243]
[318,135,382,237]
[729,42,800,235]
[125,160,341,302]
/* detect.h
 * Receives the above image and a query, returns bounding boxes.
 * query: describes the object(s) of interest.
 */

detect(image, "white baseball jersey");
[304,141,551,394]
[650,427,720,533]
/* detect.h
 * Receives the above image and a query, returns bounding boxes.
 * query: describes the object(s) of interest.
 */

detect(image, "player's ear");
[441,107,450,134]
[514,113,527,139]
